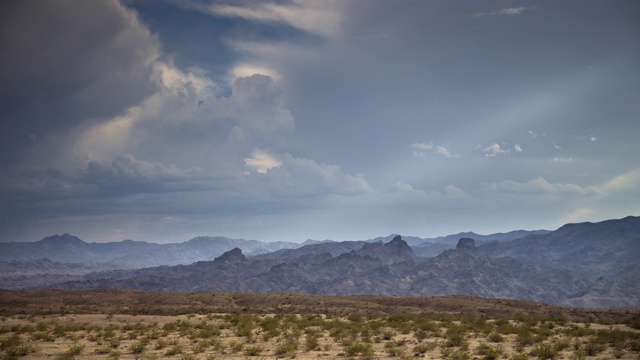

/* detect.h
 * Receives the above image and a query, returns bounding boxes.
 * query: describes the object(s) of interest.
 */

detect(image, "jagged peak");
[213,247,246,263]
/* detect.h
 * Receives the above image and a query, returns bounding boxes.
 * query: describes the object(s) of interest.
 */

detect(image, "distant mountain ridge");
[0,234,301,266]
[0,229,548,267]
[2,216,638,308]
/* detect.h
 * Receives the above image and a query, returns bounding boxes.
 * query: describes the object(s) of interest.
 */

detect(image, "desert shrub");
[443,348,470,360]
[130,339,147,354]
[345,342,374,358]
[414,329,428,341]
[305,332,320,351]
[260,316,281,337]
[596,328,634,346]
[529,343,558,359]
[165,344,184,356]
[489,332,504,342]
[569,348,586,360]
[244,345,264,356]
[584,339,605,356]
[627,339,640,352]
[516,331,535,350]
[414,342,437,354]
[193,339,211,353]
[1,334,22,350]
[57,343,84,360]
[444,327,468,348]
[511,353,529,360]
[563,325,595,338]
[3,344,36,358]
[94,346,111,354]
[382,329,395,340]
[553,339,570,352]
[476,343,504,360]
[275,340,298,357]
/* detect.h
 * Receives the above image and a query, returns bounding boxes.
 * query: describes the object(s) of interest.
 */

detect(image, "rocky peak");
[213,247,246,264]
[456,238,476,250]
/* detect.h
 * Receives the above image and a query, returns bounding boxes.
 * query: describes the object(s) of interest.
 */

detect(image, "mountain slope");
[48,237,597,306]
[479,216,640,279]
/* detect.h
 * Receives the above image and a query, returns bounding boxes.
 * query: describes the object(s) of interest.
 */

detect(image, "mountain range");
[0,216,638,308]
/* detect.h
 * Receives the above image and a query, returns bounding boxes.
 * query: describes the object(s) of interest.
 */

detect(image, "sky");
[1,0,639,244]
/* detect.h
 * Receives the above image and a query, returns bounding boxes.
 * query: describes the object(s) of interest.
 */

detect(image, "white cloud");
[476,7,531,17]
[244,149,281,174]
[230,63,280,82]
[482,143,507,156]
[552,157,573,163]
[436,145,460,158]
[393,181,426,196]
[263,154,372,196]
[600,169,640,193]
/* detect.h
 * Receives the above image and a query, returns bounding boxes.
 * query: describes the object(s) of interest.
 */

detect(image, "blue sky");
[1,0,639,243]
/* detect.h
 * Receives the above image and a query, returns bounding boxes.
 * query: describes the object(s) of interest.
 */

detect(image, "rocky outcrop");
[456,238,476,250]
[213,248,246,264]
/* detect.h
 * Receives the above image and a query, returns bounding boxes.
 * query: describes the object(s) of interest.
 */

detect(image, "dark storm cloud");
[0,0,161,167]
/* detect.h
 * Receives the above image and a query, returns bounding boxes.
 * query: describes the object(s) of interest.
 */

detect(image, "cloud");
[184,0,343,38]
[231,63,281,83]
[263,154,372,196]
[571,134,599,142]
[410,142,459,158]
[436,145,460,158]
[0,0,162,168]
[484,177,601,196]
[552,157,573,163]
[600,169,640,193]
[409,142,433,151]
[244,150,281,174]
[482,143,508,157]
[476,7,531,17]
[393,182,426,196]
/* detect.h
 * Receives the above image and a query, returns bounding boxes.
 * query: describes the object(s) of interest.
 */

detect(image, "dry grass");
[0,290,639,359]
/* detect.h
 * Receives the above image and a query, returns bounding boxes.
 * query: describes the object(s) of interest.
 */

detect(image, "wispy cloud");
[410,142,459,158]
[484,177,602,196]
[552,157,573,163]
[571,134,599,142]
[184,0,343,38]
[409,142,433,151]
[476,7,531,17]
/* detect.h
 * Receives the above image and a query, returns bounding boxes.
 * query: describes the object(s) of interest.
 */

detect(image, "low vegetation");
[0,311,639,359]
[1,291,639,359]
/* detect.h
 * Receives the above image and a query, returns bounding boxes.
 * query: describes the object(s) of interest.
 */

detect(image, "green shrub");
[57,343,84,360]
[345,342,374,357]
[476,343,504,360]
[489,332,504,342]
[244,345,264,356]
[529,343,558,359]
